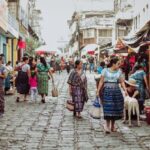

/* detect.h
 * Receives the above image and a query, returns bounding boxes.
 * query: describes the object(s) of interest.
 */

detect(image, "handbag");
[51,82,58,97]
[66,100,74,111]
[90,97,101,119]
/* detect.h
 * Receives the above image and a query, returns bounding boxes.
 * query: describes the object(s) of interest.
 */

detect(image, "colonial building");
[0,0,8,63]
[1,0,42,63]
[68,11,114,56]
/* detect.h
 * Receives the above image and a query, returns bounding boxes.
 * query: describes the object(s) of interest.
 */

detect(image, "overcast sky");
[37,0,114,50]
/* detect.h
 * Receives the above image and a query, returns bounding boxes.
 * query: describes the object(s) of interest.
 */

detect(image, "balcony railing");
[80,17,114,29]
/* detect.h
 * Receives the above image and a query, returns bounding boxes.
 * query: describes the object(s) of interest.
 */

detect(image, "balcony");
[80,17,113,29]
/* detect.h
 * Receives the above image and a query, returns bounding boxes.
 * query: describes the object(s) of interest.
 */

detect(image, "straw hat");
[125,78,138,87]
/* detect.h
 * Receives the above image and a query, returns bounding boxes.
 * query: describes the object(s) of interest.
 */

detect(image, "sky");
[37,0,114,50]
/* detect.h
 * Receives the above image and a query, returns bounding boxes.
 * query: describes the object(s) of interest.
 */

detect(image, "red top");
[29,76,37,88]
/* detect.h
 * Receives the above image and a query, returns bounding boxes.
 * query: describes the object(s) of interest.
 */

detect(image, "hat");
[125,78,138,87]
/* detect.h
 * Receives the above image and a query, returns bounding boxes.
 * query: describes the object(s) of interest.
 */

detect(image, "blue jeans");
[82,63,87,72]
[90,63,94,72]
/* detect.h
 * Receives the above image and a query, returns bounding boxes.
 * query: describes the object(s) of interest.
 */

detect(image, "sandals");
[103,125,110,134]
[111,126,118,132]
[16,97,20,102]
[41,99,45,103]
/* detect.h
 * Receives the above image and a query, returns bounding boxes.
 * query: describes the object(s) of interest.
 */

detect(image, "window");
[83,29,95,38]
[99,29,112,37]
[118,29,125,37]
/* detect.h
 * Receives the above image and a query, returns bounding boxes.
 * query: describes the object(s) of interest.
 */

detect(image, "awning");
[35,45,62,55]
[122,20,150,49]
[81,44,98,55]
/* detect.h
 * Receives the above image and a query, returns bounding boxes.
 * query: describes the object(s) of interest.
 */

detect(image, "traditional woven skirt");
[0,79,4,114]
[37,72,49,95]
[102,82,124,120]
[5,75,11,91]
[16,71,29,94]
[72,86,84,112]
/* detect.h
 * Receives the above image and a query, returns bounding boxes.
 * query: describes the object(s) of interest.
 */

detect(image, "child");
[29,71,38,102]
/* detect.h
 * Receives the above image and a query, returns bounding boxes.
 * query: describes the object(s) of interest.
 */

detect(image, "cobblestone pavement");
[0,71,150,150]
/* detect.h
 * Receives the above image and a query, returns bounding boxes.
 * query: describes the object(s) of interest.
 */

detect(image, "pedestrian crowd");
[67,54,150,133]
[0,53,149,135]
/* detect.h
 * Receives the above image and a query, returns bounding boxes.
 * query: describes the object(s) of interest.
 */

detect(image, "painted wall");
[0,34,7,62]
[6,38,18,66]
[13,39,18,66]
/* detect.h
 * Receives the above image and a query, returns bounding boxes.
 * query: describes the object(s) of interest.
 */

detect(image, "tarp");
[122,20,150,49]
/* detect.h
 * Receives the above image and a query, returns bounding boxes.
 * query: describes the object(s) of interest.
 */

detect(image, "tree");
[26,37,41,56]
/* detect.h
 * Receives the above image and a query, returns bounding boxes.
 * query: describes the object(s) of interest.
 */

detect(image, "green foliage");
[26,37,41,56]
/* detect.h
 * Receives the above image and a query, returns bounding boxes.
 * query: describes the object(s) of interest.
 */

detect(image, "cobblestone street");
[0,71,150,150]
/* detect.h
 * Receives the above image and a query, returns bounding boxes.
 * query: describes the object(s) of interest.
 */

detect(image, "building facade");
[68,11,114,56]
[0,0,42,64]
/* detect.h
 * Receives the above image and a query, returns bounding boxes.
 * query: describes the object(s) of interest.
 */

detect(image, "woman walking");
[16,56,30,102]
[37,56,54,103]
[67,60,88,118]
[29,57,38,102]
[5,61,13,94]
[0,57,6,117]
[97,57,127,133]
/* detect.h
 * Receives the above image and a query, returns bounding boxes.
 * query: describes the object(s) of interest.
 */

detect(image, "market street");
[0,71,149,150]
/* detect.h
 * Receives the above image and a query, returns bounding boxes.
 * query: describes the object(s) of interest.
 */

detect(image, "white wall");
[132,0,150,33]
[20,0,29,12]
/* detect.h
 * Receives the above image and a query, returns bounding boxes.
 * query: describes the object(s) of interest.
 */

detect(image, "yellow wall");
[6,39,12,63]
[6,39,18,66]
[13,39,18,66]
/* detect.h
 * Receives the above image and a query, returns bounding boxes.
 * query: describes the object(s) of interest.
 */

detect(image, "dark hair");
[0,56,3,61]
[7,61,11,65]
[31,71,36,78]
[135,64,143,71]
[0,54,4,57]
[75,60,81,68]
[23,56,29,62]
[108,57,119,68]
[40,56,47,68]
[100,61,105,68]
[29,57,37,67]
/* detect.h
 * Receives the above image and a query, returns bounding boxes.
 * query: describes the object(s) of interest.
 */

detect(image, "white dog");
[123,96,140,127]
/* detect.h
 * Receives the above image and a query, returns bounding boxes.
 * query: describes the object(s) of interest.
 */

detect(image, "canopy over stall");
[35,45,62,55]
[81,44,98,56]
[122,20,150,51]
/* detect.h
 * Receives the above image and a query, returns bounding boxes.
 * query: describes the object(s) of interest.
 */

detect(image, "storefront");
[0,0,8,62]
[119,21,150,86]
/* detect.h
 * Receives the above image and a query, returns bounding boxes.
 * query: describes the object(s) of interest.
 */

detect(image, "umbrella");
[35,45,52,55]
[81,44,98,55]
[35,45,62,55]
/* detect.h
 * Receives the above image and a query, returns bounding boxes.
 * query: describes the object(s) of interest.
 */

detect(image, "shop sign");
[0,0,8,31]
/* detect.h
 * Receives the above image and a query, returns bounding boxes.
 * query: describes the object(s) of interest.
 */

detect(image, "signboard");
[0,0,8,31]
